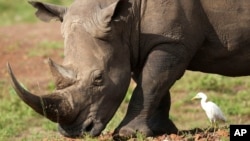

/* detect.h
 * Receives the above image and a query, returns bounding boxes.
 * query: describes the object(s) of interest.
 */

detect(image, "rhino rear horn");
[7,63,74,124]
[48,58,76,89]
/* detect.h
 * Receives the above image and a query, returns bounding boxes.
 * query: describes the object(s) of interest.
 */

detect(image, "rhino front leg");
[114,44,189,137]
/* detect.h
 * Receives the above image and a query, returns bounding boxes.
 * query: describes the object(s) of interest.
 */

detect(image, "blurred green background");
[0,0,71,26]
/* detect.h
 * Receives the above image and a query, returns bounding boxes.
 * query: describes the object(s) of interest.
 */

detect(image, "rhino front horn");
[7,63,74,124]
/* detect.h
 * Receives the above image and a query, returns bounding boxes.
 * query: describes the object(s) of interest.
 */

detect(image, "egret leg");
[214,122,219,132]
[212,121,219,135]
[204,122,212,133]
[213,123,216,135]
[215,122,219,128]
[206,120,218,133]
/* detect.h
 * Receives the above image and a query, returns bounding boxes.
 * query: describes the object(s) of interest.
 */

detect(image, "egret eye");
[92,70,104,86]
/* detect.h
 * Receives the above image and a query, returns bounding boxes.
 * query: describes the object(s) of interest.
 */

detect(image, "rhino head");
[8,0,134,137]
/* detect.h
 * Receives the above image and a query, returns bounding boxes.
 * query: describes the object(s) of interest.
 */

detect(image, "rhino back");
[139,0,250,76]
[139,0,206,63]
[188,0,250,76]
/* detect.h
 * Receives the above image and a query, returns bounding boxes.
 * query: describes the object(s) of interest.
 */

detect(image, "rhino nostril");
[85,122,94,132]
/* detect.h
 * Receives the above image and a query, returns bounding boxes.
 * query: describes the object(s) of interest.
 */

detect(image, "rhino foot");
[113,116,177,139]
[113,96,178,138]
[113,118,153,138]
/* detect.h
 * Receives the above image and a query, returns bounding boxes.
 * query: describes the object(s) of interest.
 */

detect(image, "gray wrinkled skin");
[9,0,250,138]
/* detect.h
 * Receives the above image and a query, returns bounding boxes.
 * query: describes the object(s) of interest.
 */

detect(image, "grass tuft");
[28,40,63,57]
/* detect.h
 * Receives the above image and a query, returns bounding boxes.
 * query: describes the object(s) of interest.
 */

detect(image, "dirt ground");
[0,22,229,140]
[0,22,63,93]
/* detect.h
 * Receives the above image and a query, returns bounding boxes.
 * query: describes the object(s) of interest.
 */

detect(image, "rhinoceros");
[8,0,250,138]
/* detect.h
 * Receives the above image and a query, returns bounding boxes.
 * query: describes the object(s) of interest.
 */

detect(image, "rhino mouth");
[58,118,104,137]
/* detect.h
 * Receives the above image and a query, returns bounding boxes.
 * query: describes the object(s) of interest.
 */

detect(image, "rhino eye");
[92,70,104,86]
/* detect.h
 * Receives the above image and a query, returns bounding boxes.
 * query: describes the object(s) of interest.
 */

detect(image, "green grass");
[27,40,63,57]
[0,80,57,140]
[0,0,71,26]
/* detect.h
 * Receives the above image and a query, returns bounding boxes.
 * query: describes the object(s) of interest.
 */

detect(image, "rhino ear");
[99,0,121,24]
[28,0,67,22]
[48,58,76,89]
[86,0,121,39]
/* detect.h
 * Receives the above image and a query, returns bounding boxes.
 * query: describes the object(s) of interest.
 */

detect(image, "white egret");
[192,92,226,128]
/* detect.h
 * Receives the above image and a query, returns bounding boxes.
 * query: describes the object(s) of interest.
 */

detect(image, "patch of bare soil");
[109,127,229,141]
[42,128,229,141]
[0,23,229,140]
[0,22,63,93]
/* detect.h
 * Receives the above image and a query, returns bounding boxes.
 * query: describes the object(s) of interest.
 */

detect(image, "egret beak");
[191,96,198,100]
